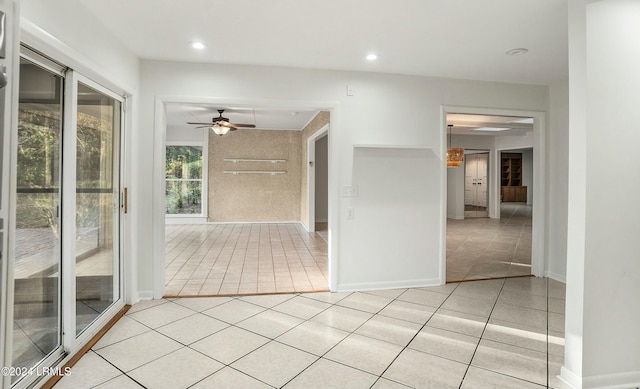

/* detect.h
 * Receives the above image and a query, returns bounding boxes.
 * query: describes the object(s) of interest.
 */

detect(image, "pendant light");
[447,124,464,168]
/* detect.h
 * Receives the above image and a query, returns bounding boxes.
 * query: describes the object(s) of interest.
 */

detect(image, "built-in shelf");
[353,144,437,158]
[224,170,287,175]
[353,144,433,150]
[223,158,287,163]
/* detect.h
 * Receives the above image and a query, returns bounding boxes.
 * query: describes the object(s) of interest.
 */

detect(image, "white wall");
[21,0,139,91]
[446,164,465,219]
[546,81,569,282]
[20,0,141,304]
[522,149,534,204]
[563,1,640,388]
[139,60,549,294]
[314,135,328,222]
[167,126,207,143]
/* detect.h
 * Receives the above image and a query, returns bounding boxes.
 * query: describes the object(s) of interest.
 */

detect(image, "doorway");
[443,109,543,283]
[464,151,489,218]
[7,48,126,388]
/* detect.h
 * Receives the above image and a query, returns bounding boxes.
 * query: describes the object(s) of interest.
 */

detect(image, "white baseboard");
[137,290,154,300]
[447,216,464,220]
[546,271,566,284]
[561,366,640,389]
[204,220,302,225]
[165,216,207,224]
[584,370,640,389]
[337,278,442,292]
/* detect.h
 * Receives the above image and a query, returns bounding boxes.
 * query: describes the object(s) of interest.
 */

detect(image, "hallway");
[447,203,532,282]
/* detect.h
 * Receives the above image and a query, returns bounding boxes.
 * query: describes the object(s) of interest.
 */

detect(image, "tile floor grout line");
[368,282,463,388]
[456,277,507,389]
[92,351,150,389]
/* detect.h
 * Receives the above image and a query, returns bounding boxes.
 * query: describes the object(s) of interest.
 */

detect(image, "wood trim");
[164,289,330,299]
[446,274,533,284]
[40,305,131,389]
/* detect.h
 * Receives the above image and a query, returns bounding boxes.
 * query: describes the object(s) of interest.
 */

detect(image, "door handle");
[123,187,128,214]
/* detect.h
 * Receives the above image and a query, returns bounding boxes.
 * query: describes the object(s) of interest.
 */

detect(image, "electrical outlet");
[346,85,354,96]
[347,207,355,219]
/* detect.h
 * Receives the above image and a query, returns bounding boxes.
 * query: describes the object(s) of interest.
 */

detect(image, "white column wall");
[547,81,569,282]
[139,60,548,294]
[563,1,640,387]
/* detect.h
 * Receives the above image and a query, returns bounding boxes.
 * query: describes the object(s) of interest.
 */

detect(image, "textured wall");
[299,111,330,229]
[208,129,302,222]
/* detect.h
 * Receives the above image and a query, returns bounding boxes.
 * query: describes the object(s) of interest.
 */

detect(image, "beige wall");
[300,111,330,229]
[208,129,302,222]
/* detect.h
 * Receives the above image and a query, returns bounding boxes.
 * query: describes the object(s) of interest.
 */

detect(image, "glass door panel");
[12,58,63,378]
[75,82,120,335]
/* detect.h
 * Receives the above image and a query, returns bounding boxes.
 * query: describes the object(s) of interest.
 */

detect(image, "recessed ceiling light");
[366,53,378,61]
[190,41,206,50]
[505,48,528,56]
[473,127,511,132]
[290,111,299,116]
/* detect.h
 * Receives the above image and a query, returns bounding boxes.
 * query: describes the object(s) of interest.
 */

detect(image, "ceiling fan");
[187,109,256,136]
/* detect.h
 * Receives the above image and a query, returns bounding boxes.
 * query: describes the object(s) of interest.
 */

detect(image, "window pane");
[166,180,202,214]
[166,146,202,179]
[12,58,63,380]
[75,82,120,335]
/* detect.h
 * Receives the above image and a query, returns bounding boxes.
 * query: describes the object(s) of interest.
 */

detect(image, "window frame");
[165,140,208,221]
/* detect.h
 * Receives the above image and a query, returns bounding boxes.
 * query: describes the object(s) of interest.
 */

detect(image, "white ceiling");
[165,104,319,130]
[78,0,568,86]
[77,1,565,131]
[447,113,533,136]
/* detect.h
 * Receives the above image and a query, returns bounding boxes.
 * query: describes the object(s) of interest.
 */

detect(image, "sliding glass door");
[9,49,125,388]
[12,55,64,379]
[75,82,121,335]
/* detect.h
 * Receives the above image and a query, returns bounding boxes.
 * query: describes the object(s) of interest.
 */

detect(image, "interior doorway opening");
[444,110,540,283]
[160,105,332,297]
[464,150,489,218]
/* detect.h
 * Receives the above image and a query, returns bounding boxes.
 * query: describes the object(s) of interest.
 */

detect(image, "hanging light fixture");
[447,124,464,168]
[211,124,231,136]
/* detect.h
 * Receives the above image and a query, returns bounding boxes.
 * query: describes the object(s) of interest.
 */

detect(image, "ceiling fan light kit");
[446,124,464,168]
[187,109,256,136]
[211,124,230,136]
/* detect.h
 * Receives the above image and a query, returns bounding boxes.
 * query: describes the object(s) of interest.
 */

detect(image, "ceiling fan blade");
[194,125,210,129]
[230,123,256,128]
[187,121,211,125]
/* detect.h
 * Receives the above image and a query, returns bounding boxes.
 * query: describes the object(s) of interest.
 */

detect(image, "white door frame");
[306,124,329,233]
[153,97,341,297]
[441,105,546,283]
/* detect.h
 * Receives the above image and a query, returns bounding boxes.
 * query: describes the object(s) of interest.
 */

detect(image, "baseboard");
[137,290,154,300]
[448,216,464,220]
[165,216,207,224]
[560,367,581,389]
[584,370,640,389]
[204,220,303,225]
[546,271,566,284]
[337,278,442,292]
[561,367,640,389]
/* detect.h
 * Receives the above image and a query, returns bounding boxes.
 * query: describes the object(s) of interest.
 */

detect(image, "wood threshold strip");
[40,304,131,389]
[164,288,330,299]
[446,274,534,284]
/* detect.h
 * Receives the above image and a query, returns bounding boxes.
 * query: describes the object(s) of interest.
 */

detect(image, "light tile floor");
[54,277,569,389]
[164,223,328,296]
[447,203,532,282]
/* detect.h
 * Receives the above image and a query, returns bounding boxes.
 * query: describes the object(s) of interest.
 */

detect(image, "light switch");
[346,207,355,219]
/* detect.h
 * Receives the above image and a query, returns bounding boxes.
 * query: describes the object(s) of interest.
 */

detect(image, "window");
[165,145,204,215]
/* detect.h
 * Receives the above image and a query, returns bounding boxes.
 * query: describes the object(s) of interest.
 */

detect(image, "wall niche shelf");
[353,144,437,158]
[223,158,286,163]
[224,170,287,175]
